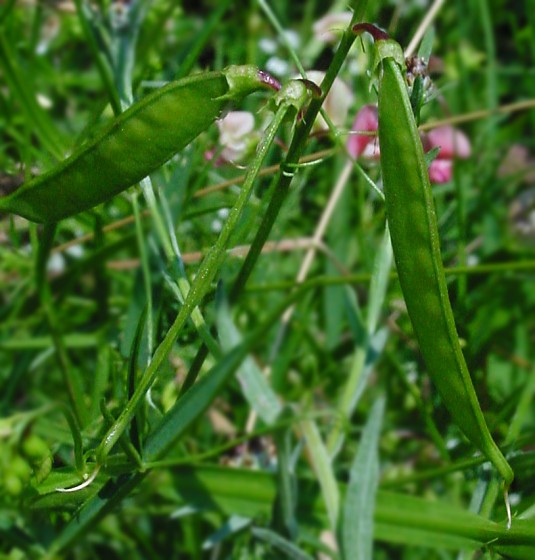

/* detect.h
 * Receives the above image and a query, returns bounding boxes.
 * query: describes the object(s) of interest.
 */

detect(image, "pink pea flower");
[427,159,453,184]
[425,125,471,183]
[426,126,471,159]
[346,104,379,159]
[347,106,472,184]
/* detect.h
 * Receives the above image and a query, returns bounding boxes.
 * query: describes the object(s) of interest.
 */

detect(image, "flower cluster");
[210,9,472,185]
[210,72,353,164]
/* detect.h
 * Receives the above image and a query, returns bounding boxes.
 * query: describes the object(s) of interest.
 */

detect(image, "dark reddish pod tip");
[352,22,389,42]
[297,78,322,98]
[258,70,282,92]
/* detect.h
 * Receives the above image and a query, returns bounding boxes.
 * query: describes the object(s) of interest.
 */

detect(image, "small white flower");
[466,254,479,267]
[266,56,290,77]
[509,493,521,506]
[259,38,277,54]
[211,218,223,233]
[47,252,65,274]
[283,30,300,50]
[66,244,84,259]
[109,1,131,30]
[217,111,255,162]
[36,93,53,109]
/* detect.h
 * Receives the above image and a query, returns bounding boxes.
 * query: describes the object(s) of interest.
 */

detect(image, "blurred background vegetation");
[0,0,534,558]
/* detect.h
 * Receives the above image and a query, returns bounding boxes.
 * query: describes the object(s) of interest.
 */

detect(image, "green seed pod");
[353,24,513,487]
[0,65,275,223]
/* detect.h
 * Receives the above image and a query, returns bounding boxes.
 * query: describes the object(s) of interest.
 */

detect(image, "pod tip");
[258,69,282,92]
[352,22,389,42]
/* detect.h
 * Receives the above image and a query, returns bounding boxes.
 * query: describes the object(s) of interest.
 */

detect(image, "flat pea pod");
[0,65,275,223]
[354,24,513,487]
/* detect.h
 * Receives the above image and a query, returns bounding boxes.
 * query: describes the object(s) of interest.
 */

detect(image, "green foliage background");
[1,0,534,558]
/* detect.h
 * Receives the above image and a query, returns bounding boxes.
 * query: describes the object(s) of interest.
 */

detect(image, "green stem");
[100,401,143,469]
[245,260,535,293]
[95,85,304,464]
[34,226,87,429]
[137,178,215,350]
[257,0,307,77]
[230,2,368,301]
[132,192,154,358]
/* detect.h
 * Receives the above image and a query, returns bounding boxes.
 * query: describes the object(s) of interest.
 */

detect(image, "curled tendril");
[56,466,101,493]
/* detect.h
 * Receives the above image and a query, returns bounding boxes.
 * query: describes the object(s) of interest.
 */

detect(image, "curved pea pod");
[0,65,276,223]
[354,25,513,487]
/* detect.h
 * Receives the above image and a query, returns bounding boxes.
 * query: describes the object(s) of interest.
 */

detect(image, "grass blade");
[142,344,251,463]
[252,527,314,560]
[272,424,299,540]
[217,295,282,425]
[202,515,251,550]
[301,419,339,530]
[366,225,393,334]
[340,397,385,560]
[144,465,535,552]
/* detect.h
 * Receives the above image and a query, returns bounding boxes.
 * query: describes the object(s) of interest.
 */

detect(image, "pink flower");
[347,107,472,184]
[427,159,453,184]
[426,126,472,159]
[346,104,379,159]
[426,126,471,183]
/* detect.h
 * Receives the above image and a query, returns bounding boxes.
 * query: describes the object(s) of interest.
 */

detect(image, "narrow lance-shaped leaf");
[341,397,385,560]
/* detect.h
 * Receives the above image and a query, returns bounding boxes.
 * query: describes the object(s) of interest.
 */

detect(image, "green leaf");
[47,472,144,553]
[418,26,435,63]
[202,515,251,550]
[252,527,314,560]
[301,419,339,530]
[165,466,535,553]
[341,397,385,560]
[272,421,299,540]
[216,294,282,425]
[366,225,393,334]
[142,344,251,463]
